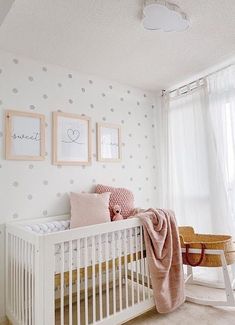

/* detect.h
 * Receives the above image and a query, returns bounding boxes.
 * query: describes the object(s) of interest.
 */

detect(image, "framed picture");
[5,110,45,160]
[53,112,91,165]
[97,123,121,162]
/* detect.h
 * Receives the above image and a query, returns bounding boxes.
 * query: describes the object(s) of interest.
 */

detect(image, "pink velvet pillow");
[70,192,111,228]
[95,184,134,219]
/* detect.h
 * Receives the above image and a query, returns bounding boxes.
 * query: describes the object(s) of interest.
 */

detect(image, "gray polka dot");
[154,186,157,190]
[122,142,125,147]
[82,165,86,169]
[0,164,2,168]
[68,99,73,104]
[81,88,85,92]
[81,113,86,117]
[130,177,133,181]
[152,124,155,128]
[45,152,48,156]
[138,165,142,169]
[57,83,62,87]
[146,177,149,181]
[43,210,48,216]
[43,180,48,185]
[68,73,73,78]
[0,131,3,138]
[29,105,35,110]
[90,104,94,109]
[92,129,95,133]
[128,133,132,137]
[42,66,47,72]
[152,145,156,149]
[145,114,148,118]
[13,59,18,64]
[12,213,18,219]
[0,69,2,74]
[137,101,140,106]
[89,80,93,84]
[43,94,48,99]
[145,135,148,139]
[109,85,113,89]
[110,108,114,112]
[28,76,34,81]
[121,120,124,124]
[45,123,48,128]
[144,94,147,97]
[13,181,19,187]
[138,187,142,191]
[70,179,74,184]
[145,156,148,160]
[102,164,106,169]
[102,93,106,97]
[56,192,61,198]
[153,165,156,169]
[127,90,131,94]
[120,97,124,101]
[102,117,106,121]
[138,144,141,148]
[57,109,62,112]
[146,198,150,202]
[112,178,116,182]
[0,100,2,105]
[129,155,133,159]
[27,194,33,200]
[122,165,125,169]
[152,105,155,109]
[57,165,62,169]
[12,88,18,93]
[92,179,96,183]
[138,123,141,126]
[29,164,34,169]
[128,111,131,115]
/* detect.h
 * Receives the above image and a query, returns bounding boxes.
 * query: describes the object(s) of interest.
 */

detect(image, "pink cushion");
[95,184,134,219]
[70,192,111,228]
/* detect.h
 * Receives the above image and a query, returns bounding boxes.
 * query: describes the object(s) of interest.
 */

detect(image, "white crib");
[5,215,154,325]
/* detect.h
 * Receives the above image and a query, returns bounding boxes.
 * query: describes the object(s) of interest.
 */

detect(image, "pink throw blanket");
[132,208,185,313]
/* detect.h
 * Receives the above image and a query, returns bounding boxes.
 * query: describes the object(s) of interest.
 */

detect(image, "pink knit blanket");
[132,208,185,313]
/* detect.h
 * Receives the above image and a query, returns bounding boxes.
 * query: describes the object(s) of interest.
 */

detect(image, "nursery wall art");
[5,110,45,160]
[97,123,121,162]
[53,111,91,165]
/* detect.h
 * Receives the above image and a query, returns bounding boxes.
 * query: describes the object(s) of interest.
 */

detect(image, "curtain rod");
[163,62,235,96]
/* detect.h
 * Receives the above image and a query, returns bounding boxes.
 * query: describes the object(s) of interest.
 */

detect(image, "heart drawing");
[67,129,80,142]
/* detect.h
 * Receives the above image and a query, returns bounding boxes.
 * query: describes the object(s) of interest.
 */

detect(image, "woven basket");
[179,226,235,267]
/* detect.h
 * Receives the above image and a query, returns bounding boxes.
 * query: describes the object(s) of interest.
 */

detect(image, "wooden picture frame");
[5,110,45,161]
[52,112,92,165]
[97,123,121,162]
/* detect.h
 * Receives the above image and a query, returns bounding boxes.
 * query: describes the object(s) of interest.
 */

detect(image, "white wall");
[0,49,159,320]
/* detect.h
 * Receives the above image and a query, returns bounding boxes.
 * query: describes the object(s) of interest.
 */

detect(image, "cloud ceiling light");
[143,0,190,32]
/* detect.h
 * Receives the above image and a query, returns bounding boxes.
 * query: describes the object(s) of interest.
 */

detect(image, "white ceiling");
[0,0,235,91]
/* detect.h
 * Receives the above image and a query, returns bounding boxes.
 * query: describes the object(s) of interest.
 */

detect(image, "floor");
[55,284,235,325]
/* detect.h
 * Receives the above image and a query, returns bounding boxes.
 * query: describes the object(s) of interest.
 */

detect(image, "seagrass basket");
[179,226,235,267]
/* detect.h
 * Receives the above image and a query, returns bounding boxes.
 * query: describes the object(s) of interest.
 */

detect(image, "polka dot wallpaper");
[0,50,159,224]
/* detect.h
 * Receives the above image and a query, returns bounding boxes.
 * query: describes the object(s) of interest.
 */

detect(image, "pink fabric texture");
[95,184,134,219]
[132,208,185,313]
[70,192,111,228]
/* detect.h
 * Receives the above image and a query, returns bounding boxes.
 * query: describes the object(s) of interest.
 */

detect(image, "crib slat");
[98,234,103,321]
[124,229,128,309]
[60,242,64,325]
[17,238,20,321]
[32,245,35,325]
[145,257,150,299]
[140,226,145,301]
[135,227,140,303]
[130,229,134,306]
[105,233,109,317]
[25,242,28,325]
[118,230,122,312]
[10,234,13,311]
[92,236,96,323]
[77,239,80,325]
[22,240,25,325]
[112,232,116,315]
[84,237,88,325]
[69,241,73,325]
[28,244,32,325]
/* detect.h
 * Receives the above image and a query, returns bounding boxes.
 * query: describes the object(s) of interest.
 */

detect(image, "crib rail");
[6,218,154,325]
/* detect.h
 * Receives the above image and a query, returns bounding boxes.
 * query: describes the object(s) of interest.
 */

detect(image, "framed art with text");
[5,110,45,160]
[97,123,121,162]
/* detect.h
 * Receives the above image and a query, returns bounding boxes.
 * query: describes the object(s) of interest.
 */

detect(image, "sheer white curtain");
[159,65,235,237]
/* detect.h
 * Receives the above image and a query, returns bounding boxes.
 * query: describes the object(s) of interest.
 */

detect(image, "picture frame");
[5,110,45,161]
[52,112,92,165]
[97,123,121,162]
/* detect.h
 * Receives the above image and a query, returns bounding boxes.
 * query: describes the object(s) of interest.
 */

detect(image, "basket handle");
[185,243,206,267]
